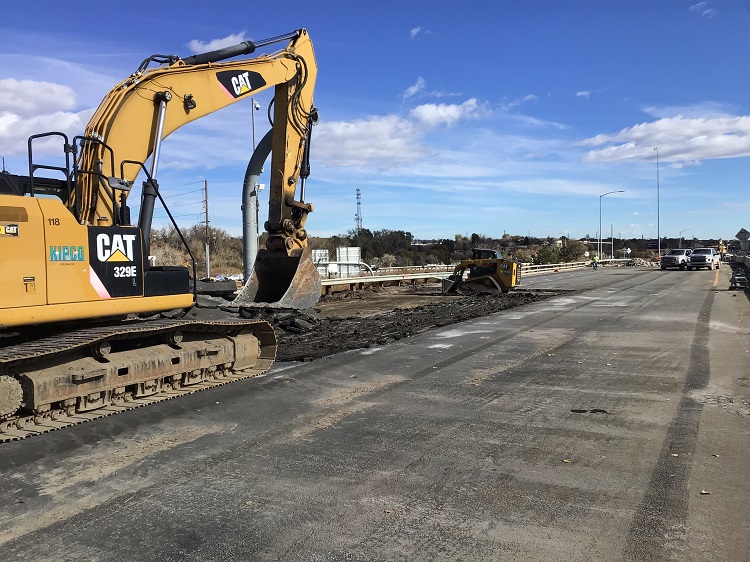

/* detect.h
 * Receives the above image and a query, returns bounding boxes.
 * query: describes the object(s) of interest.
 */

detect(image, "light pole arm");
[599,190,624,259]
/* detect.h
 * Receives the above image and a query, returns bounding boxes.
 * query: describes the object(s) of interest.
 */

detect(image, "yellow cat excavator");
[0,29,319,440]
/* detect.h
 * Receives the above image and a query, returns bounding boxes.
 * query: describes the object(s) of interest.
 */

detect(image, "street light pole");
[679,228,689,249]
[599,190,624,259]
[654,147,661,256]
[248,98,267,274]
[250,98,262,255]
[251,98,260,150]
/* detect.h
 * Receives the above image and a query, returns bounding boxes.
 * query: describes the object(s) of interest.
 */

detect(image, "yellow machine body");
[443,248,521,294]
[0,195,192,328]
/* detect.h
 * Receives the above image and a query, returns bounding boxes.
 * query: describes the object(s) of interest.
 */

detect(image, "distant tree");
[513,248,533,263]
[534,244,561,265]
[150,225,245,277]
[373,253,397,267]
[395,254,412,267]
[559,240,587,262]
[348,228,375,259]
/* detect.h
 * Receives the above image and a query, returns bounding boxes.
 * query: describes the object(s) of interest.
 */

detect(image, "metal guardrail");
[319,259,634,291]
[320,271,452,291]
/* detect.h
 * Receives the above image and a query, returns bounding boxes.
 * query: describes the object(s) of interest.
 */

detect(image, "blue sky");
[1,1,748,243]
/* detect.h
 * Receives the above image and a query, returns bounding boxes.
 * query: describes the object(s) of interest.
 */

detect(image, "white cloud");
[188,33,248,54]
[0,109,92,157]
[410,98,484,127]
[410,26,422,39]
[501,94,539,111]
[580,115,750,163]
[498,178,629,198]
[0,78,92,157]
[576,91,591,99]
[313,99,487,168]
[403,77,425,99]
[0,78,77,117]
[0,55,119,109]
[402,77,462,100]
[314,114,426,167]
[689,2,716,18]
[643,102,732,120]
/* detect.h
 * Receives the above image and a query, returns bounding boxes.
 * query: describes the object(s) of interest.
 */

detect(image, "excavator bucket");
[441,270,465,294]
[232,246,322,310]
[441,277,459,294]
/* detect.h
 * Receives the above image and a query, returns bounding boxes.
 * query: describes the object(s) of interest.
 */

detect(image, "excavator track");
[0,318,276,443]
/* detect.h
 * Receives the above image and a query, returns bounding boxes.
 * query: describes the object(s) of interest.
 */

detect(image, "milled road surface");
[1,265,749,561]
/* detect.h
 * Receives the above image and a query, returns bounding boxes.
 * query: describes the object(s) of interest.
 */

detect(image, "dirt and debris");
[238,285,565,362]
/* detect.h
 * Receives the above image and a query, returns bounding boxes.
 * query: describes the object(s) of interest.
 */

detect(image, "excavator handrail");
[120,159,198,297]
[26,132,74,206]
[71,135,120,224]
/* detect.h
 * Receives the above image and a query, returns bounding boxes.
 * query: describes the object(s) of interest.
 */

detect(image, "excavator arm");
[77,29,317,260]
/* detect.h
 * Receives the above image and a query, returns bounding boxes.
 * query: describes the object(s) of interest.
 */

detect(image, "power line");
[152,212,203,219]
[159,180,204,189]
[161,188,205,199]
[132,199,202,212]
[159,200,202,209]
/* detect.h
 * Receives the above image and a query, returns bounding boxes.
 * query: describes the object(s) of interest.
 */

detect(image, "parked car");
[660,248,692,270]
[687,248,721,270]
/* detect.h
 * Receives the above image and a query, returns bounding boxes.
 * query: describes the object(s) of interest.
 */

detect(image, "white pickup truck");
[687,248,721,270]
[660,248,692,270]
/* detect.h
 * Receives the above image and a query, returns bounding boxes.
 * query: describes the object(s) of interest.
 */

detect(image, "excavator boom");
[80,29,318,262]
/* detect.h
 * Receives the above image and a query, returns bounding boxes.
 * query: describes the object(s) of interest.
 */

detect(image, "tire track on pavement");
[623,285,713,560]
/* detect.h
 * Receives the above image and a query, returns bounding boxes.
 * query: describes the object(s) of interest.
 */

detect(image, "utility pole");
[204,179,210,278]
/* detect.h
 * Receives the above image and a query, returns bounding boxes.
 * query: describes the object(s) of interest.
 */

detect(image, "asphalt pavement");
[1,265,748,561]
